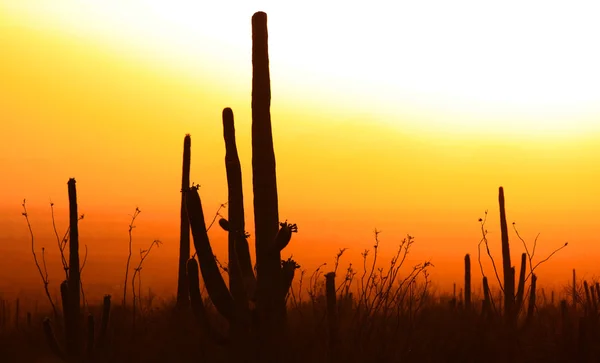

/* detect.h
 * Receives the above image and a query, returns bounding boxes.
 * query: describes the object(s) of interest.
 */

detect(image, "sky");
[2,0,600,306]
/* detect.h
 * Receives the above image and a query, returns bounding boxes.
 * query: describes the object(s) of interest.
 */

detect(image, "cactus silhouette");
[183,12,299,362]
[325,272,339,363]
[515,253,526,313]
[66,178,82,357]
[176,134,191,308]
[42,179,112,362]
[499,186,515,324]
[464,254,471,310]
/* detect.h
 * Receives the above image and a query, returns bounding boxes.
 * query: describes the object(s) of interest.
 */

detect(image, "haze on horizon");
[1,0,600,304]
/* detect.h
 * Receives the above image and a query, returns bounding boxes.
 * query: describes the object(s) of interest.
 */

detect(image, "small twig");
[478,212,504,294]
[50,202,69,280]
[333,248,348,276]
[526,242,569,282]
[132,239,162,328]
[123,207,141,308]
[22,200,59,319]
[80,245,88,274]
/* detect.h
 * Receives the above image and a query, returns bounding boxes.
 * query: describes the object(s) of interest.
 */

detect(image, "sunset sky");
[2,0,600,305]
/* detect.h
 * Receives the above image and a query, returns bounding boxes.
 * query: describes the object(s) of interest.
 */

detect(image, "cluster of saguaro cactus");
[42,179,112,362]
[466,187,539,325]
[179,11,299,362]
[498,187,538,325]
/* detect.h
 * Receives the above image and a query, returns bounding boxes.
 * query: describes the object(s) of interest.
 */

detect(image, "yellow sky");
[2,1,600,303]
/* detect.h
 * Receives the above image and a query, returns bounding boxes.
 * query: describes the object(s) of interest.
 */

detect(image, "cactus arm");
[274,221,298,252]
[281,258,299,301]
[187,258,228,345]
[186,186,234,321]
[222,108,250,308]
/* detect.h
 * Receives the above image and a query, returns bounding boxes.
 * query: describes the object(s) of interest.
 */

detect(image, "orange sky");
[2,1,600,306]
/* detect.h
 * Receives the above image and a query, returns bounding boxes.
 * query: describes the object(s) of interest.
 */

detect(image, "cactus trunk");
[66,178,82,358]
[573,269,577,308]
[251,11,285,359]
[527,274,537,322]
[464,254,471,310]
[325,272,338,363]
[177,134,191,308]
[515,253,526,313]
[499,187,515,324]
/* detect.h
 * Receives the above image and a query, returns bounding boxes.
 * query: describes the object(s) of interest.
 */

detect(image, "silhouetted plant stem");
[325,272,339,363]
[464,254,471,310]
[132,239,162,329]
[482,276,492,318]
[526,274,537,324]
[43,318,65,361]
[515,253,526,313]
[573,269,577,309]
[186,258,227,345]
[186,186,235,321]
[222,108,251,329]
[66,178,82,359]
[250,11,289,362]
[123,207,141,308]
[177,134,192,309]
[584,280,592,315]
[499,187,515,325]
[22,201,59,321]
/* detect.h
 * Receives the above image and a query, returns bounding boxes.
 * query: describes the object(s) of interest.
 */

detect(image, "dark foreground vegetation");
[1,10,594,363]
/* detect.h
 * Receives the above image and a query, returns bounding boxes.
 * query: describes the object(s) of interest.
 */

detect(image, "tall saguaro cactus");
[177,134,191,308]
[66,178,82,357]
[499,187,515,323]
[251,11,284,332]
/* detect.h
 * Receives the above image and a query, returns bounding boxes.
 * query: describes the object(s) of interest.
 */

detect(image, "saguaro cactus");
[250,11,286,334]
[464,254,471,310]
[43,179,112,361]
[499,186,515,324]
[515,253,527,313]
[325,272,339,363]
[183,12,299,362]
[177,134,191,308]
[66,178,82,357]
[526,274,537,323]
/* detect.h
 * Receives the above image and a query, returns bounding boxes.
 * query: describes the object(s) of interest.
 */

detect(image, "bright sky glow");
[3,0,600,137]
